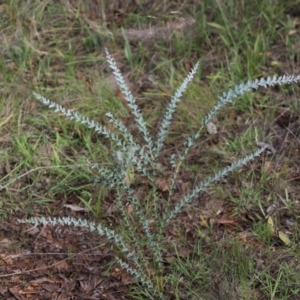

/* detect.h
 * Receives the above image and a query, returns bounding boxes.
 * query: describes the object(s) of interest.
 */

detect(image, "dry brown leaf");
[199,215,209,227]
[184,59,191,72]
[0,238,12,247]
[288,29,298,35]
[229,109,237,122]
[212,218,236,225]
[0,254,13,265]
[127,204,134,214]
[63,204,89,212]
[55,260,69,271]
[157,179,169,192]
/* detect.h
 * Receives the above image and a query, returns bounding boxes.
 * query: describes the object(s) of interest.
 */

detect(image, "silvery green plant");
[19,48,300,299]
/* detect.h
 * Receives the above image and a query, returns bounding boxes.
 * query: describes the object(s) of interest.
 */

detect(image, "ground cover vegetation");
[1,0,300,299]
